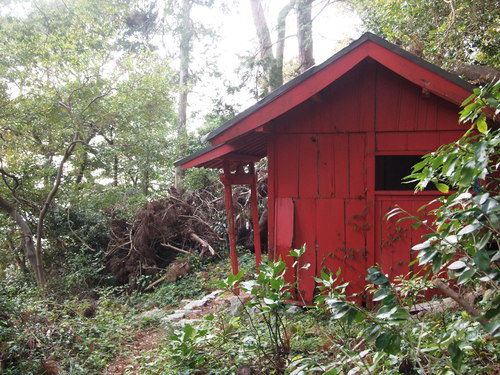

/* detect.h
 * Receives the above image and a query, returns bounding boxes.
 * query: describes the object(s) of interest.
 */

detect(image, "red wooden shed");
[175,33,474,303]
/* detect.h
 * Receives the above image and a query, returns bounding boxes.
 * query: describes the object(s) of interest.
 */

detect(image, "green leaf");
[376,305,397,319]
[323,370,339,375]
[448,260,466,270]
[458,223,479,235]
[375,332,391,350]
[474,250,490,272]
[372,288,391,302]
[366,267,389,286]
[434,182,449,193]
[448,342,464,371]
[457,268,475,285]
[476,117,488,133]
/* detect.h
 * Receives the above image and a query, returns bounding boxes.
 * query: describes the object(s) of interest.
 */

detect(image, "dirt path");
[103,328,165,375]
[102,291,237,374]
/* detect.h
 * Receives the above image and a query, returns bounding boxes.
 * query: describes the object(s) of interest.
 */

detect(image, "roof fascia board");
[365,41,473,105]
[210,43,370,145]
[175,143,235,169]
[207,33,474,147]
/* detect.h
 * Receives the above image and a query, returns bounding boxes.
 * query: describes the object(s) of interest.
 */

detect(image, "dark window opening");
[376,155,429,191]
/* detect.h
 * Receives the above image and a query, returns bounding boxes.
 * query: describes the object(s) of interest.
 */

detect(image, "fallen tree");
[106,187,224,286]
[106,168,268,288]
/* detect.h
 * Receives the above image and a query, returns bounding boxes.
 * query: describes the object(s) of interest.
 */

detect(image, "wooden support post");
[221,164,239,279]
[249,163,262,269]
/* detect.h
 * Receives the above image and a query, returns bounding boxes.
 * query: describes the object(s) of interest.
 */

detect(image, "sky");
[188,1,362,131]
[0,0,363,132]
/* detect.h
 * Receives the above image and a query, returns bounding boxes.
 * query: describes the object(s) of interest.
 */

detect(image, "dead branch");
[161,243,191,255]
[190,232,215,256]
[433,279,488,325]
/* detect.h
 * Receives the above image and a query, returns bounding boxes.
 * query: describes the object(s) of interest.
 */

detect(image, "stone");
[175,318,201,327]
[174,309,202,315]
[163,312,186,322]
[183,300,206,310]
[139,308,168,320]
[286,305,302,314]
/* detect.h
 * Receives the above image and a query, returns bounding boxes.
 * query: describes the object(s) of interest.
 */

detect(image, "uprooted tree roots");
[106,187,225,286]
[106,170,268,288]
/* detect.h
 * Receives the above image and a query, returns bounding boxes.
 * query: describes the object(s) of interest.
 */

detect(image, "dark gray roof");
[175,32,475,168]
[203,32,475,143]
[174,143,221,167]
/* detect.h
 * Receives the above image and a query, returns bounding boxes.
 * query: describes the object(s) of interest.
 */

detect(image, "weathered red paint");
[267,61,468,302]
[179,34,473,304]
[220,167,239,279]
[248,163,262,269]
[220,163,263,274]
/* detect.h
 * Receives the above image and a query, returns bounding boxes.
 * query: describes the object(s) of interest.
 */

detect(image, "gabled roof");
[175,32,474,169]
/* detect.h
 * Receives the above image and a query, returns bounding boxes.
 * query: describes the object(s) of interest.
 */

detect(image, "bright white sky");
[1,0,362,132]
[189,1,362,131]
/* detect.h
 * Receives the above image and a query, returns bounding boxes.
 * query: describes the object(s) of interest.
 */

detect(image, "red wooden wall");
[268,60,464,303]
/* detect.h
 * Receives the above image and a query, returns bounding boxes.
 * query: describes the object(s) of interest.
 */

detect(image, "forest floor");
[104,328,164,375]
[102,289,237,375]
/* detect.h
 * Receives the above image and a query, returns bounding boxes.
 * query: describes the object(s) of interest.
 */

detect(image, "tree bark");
[0,196,46,286]
[250,0,281,94]
[296,0,314,73]
[276,1,295,87]
[175,0,194,190]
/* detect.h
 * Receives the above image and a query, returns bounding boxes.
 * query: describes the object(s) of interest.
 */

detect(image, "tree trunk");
[276,1,295,87]
[8,236,30,277]
[296,0,314,73]
[175,0,194,190]
[75,152,88,184]
[113,154,119,187]
[0,196,46,286]
[250,0,281,94]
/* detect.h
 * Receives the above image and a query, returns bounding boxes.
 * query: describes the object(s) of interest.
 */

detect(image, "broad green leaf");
[448,260,466,270]
[457,268,475,285]
[476,117,488,133]
[434,182,449,193]
[372,288,391,302]
[474,250,490,272]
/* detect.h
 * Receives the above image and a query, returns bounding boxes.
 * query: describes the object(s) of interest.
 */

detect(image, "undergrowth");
[0,277,140,375]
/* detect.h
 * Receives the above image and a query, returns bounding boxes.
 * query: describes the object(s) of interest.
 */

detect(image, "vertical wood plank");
[345,199,368,299]
[267,132,276,260]
[316,199,345,281]
[375,65,401,132]
[398,84,418,131]
[437,99,461,130]
[349,134,366,198]
[334,134,349,198]
[248,163,262,269]
[276,134,299,197]
[298,134,318,198]
[275,198,295,284]
[317,134,335,198]
[294,198,317,303]
[221,171,239,277]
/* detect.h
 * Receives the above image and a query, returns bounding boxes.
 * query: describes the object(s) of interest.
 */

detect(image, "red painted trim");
[375,190,444,196]
[221,166,239,280]
[365,41,470,106]
[249,163,262,269]
[182,144,237,169]
[374,150,429,156]
[220,173,254,185]
[268,132,276,261]
[209,40,470,147]
[210,44,370,145]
